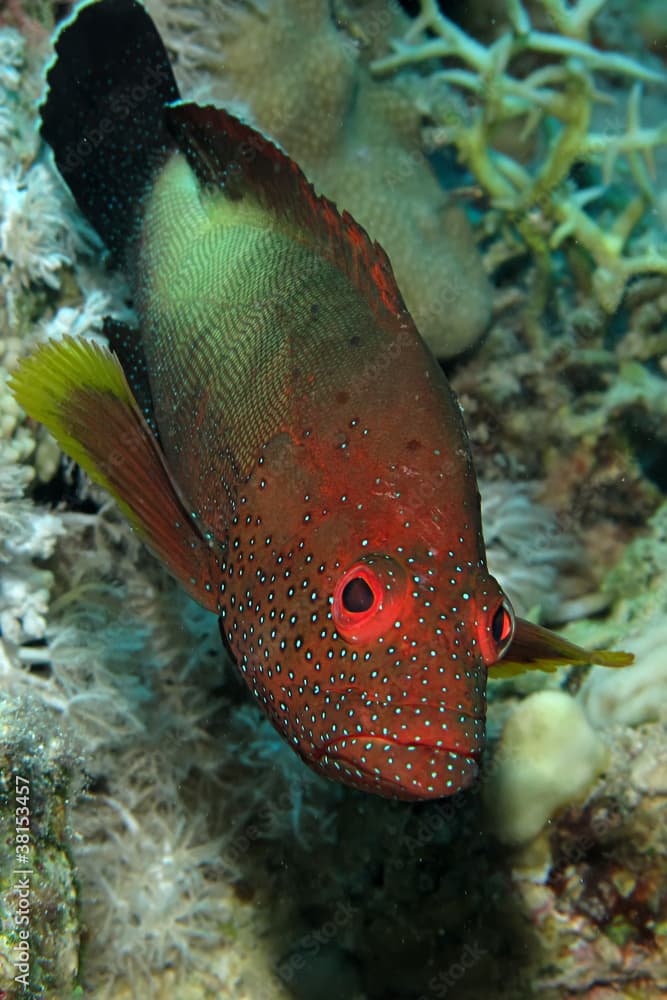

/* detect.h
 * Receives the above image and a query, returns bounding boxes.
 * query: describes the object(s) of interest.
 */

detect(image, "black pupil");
[342,577,375,614]
[492,605,508,643]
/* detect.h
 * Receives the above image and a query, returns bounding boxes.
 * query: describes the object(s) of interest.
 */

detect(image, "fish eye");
[333,555,407,643]
[486,597,515,662]
[477,591,516,665]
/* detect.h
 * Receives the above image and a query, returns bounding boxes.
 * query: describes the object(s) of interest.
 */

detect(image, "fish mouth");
[315,733,482,801]
[308,689,485,800]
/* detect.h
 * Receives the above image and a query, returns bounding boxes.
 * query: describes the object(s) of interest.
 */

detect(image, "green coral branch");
[373,0,665,85]
[584,84,667,195]
[537,0,606,41]
[524,31,662,83]
[551,195,667,311]
[371,0,667,324]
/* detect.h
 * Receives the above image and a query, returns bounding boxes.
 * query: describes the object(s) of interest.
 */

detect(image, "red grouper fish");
[10,0,633,800]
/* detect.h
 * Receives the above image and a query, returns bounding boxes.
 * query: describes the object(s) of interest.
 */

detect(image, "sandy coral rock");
[0,699,79,999]
[510,721,667,998]
[149,0,491,358]
[484,690,608,846]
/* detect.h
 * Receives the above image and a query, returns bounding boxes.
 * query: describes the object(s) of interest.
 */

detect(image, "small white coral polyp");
[0,166,72,289]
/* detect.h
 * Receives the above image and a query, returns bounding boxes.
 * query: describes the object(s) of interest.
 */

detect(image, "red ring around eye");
[479,596,515,665]
[332,556,407,643]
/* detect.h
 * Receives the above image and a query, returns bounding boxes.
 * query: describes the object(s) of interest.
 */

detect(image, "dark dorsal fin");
[165,103,412,333]
[41,0,180,265]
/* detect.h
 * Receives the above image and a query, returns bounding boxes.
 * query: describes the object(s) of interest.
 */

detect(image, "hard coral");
[3,4,666,999]
[483,690,608,846]
[146,0,492,359]
[510,722,667,998]
[373,0,667,329]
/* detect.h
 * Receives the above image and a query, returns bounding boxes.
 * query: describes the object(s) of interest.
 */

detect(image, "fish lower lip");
[315,734,482,800]
[316,734,481,762]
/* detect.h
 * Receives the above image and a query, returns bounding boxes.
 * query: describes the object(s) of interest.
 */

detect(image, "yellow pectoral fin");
[10,336,219,613]
[490,617,635,678]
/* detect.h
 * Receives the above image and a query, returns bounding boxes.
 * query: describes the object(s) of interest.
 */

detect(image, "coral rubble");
[508,722,667,998]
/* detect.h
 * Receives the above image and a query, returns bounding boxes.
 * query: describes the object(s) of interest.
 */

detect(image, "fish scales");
[10,0,633,801]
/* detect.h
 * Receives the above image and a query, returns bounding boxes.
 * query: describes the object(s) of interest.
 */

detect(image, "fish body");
[11,0,632,800]
[137,142,502,797]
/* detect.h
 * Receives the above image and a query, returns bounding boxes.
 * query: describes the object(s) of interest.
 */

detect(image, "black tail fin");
[40,0,180,265]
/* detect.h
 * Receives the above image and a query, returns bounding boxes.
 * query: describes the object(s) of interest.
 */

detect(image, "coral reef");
[1,1,666,999]
[576,500,667,729]
[580,617,667,729]
[504,722,667,998]
[372,0,667,330]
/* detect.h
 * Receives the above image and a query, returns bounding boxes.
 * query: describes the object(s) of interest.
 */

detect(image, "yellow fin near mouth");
[9,336,219,611]
[490,616,635,678]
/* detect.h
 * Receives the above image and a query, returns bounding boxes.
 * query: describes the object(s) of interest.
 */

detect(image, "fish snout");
[313,698,484,800]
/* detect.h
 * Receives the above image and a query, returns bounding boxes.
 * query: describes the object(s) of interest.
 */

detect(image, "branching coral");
[372,0,667,327]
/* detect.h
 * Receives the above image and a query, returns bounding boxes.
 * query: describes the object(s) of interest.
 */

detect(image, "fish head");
[221,482,515,800]
[308,541,514,800]
[219,355,517,801]
[286,356,517,800]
